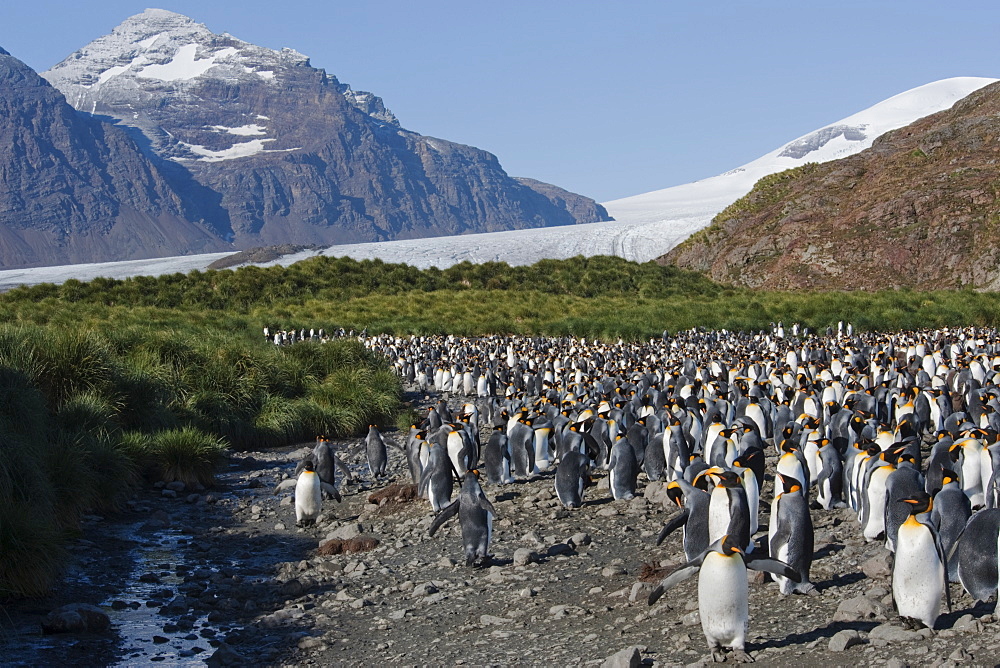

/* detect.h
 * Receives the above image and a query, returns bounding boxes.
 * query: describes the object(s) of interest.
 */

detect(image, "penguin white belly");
[864,467,892,541]
[818,476,832,509]
[295,472,322,523]
[447,432,466,475]
[743,472,759,536]
[745,404,767,438]
[774,540,793,594]
[486,510,494,549]
[893,521,944,628]
[960,445,984,507]
[699,552,748,650]
[708,487,730,545]
[533,430,551,472]
[803,441,820,485]
[428,483,445,512]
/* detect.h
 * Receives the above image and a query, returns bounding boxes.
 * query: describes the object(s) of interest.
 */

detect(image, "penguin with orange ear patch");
[648,534,800,662]
[429,470,497,567]
[893,492,950,629]
[768,474,814,594]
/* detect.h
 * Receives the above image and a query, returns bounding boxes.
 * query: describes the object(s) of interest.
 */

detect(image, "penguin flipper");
[477,494,498,518]
[384,435,406,453]
[744,555,801,582]
[648,561,702,605]
[321,482,342,502]
[428,500,461,537]
[273,478,297,495]
[656,509,690,546]
[334,455,355,482]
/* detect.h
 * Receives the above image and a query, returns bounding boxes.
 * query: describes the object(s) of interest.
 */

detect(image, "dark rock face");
[41,10,609,255]
[663,81,1000,290]
[0,47,229,269]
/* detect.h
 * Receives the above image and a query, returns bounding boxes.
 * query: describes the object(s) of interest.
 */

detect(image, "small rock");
[327,523,364,540]
[161,489,178,499]
[513,548,535,567]
[861,550,893,579]
[480,614,510,626]
[206,642,247,667]
[570,532,592,547]
[629,582,653,602]
[521,531,543,544]
[833,595,882,622]
[41,604,111,634]
[601,646,641,668]
[602,565,626,577]
[681,611,700,626]
[298,636,324,650]
[166,481,186,492]
[869,624,921,643]
[829,629,865,652]
[274,523,286,531]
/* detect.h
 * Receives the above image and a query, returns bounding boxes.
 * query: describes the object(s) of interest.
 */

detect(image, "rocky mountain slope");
[0,46,229,269]
[661,81,1000,290]
[42,9,609,251]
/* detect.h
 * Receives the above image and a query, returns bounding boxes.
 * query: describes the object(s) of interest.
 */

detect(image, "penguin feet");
[731,649,754,663]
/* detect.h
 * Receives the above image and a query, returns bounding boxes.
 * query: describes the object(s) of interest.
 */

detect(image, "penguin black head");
[899,492,933,516]
[776,473,803,495]
[666,481,684,507]
[712,470,742,488]
[720,534,743,556]
[940,469,960,486]
[302,460,315,472]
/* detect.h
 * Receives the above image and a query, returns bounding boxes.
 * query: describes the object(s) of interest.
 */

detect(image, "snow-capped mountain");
[40,9,608,253]
[0,45,229,269]
[0,75,994,286]
[200,76,992,270]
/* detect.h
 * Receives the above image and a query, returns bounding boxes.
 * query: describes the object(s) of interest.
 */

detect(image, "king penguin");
[273,460,341,527]
[554,450,590,509]
[931,469,971,582]
[768,474,814,594]
[428,470,497,567]
[656,478,711,561]
[648,534,799,662]
[893,492,950,629]
[954,507,1000,603]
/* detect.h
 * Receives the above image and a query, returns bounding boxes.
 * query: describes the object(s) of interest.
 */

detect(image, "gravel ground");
[4,392,998,667]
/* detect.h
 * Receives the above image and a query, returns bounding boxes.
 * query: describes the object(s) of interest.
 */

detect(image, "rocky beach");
[4,385,998,667]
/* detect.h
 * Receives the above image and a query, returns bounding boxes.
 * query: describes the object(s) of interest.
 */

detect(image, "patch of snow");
[178,138,275,161]
[211,124,268,136]
[135,44,238,81]
[137,35,160,50]
[256,70,275,80]
[97,59,144,85]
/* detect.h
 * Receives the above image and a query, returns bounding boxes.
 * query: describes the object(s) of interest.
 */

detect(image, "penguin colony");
[308,325,1000,659]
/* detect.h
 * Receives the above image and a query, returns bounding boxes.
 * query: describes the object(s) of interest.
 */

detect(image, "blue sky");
[2,1,998,202]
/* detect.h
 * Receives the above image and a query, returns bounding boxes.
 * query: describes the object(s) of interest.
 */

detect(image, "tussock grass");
[150,427,227,489]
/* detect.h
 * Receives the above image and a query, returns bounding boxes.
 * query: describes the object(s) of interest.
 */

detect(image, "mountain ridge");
[41,9,609,252]
[660,80,1000,290]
